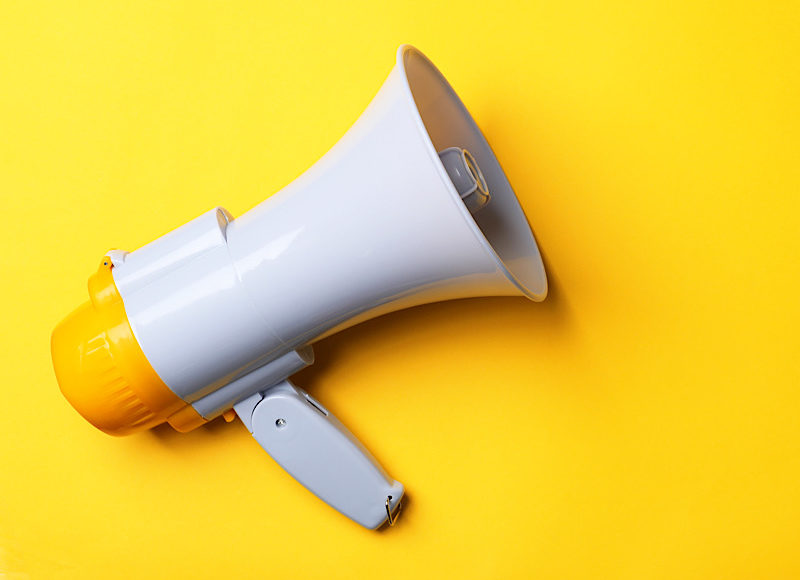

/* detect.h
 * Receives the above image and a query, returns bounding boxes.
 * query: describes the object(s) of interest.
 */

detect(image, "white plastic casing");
[106,45,547,528]
[110,45,547,409]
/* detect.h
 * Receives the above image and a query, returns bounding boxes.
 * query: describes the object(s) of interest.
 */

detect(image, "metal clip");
[385,495,402,526]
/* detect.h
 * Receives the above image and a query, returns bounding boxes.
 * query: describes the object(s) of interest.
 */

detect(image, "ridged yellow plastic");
[51,257,208,435]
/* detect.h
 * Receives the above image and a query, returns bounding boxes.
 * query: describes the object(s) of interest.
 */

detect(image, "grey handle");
[234,381,404,529]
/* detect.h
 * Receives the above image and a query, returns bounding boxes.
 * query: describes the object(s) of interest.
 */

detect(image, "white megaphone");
[51,45,548,529]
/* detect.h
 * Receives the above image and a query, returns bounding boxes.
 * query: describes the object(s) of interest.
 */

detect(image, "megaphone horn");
[51,45,547,529]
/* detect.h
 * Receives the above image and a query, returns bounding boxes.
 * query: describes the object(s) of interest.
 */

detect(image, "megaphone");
[51,45,547,529]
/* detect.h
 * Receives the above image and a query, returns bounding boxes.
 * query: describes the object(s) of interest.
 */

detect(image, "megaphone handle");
[233,381,404,529]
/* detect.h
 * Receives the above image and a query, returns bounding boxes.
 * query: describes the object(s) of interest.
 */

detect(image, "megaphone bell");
[51,45,548,529]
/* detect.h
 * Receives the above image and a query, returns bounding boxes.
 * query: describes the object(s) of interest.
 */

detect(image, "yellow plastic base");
[51,257,207,435]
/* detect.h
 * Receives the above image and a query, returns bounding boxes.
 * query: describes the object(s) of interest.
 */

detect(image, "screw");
[275,418,286,428]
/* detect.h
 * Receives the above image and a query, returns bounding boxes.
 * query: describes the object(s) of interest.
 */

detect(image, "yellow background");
[1,1,798,578]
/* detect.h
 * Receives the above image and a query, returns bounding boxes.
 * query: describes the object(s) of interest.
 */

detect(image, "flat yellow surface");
[1,1,798,578]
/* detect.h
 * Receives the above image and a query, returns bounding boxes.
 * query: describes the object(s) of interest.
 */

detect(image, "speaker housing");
[53,44,547,431]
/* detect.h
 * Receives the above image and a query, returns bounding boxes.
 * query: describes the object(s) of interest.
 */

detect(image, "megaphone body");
[51,45,547,529]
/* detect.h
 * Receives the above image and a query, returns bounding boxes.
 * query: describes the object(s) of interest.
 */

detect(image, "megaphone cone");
[52,45,547,529]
